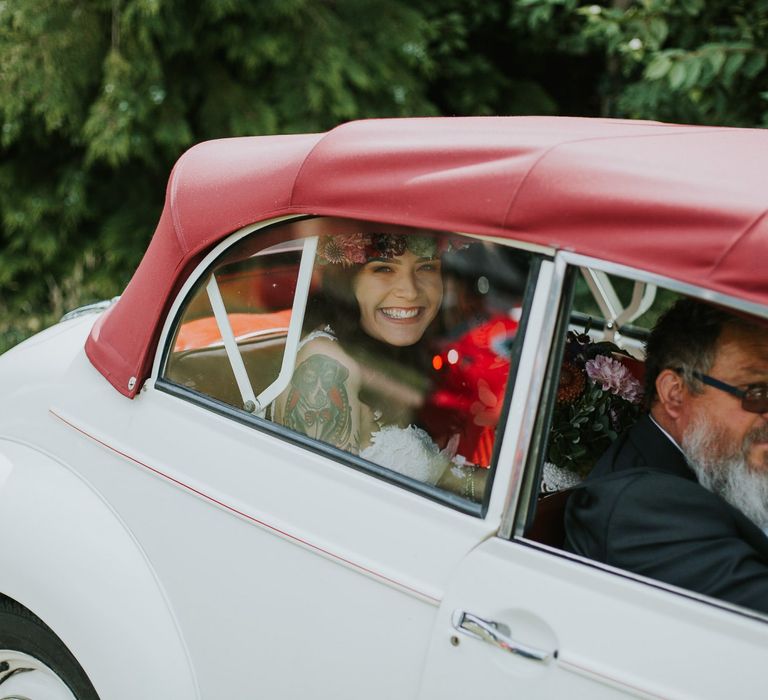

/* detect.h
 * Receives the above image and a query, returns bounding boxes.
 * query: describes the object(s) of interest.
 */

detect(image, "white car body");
[1,117,767,699]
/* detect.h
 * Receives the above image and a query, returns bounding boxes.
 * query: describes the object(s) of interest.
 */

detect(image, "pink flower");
[585,354,643,404]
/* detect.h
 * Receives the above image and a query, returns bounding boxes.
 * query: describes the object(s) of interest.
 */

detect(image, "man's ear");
[655,369,686,419]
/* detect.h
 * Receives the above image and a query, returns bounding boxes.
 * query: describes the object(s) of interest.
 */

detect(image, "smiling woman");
[272,232,450,468]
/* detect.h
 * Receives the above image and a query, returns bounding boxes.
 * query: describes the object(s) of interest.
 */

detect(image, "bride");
[272,231,486,500]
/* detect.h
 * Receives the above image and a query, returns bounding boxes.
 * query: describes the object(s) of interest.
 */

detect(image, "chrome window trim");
[152,214,304,382]
[517,537,768,625]
[494,256,568,536]
[560,251,768,320]
[456,232,556,256]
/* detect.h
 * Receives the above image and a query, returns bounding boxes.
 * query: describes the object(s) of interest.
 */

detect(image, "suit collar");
[627,414,696,481]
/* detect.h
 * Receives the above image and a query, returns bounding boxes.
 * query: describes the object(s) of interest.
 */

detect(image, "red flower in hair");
[317,233,370,266]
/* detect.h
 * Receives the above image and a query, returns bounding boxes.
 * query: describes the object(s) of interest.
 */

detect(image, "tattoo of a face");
[284,354,354,451]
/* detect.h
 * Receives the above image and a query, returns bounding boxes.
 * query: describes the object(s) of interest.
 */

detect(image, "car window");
[518,263,768,618]
[572,270,680,334]
[165,240,301,407]
[162,217,537,509]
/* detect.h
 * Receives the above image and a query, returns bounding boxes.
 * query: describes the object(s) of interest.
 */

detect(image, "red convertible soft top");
[86,116,768,397]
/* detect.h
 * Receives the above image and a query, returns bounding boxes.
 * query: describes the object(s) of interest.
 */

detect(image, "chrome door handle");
[451,610,555,662]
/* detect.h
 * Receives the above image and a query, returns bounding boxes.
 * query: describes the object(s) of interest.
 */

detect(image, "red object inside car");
[422,314,519,468]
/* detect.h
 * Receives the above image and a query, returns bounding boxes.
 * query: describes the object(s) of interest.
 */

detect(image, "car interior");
[163,220,684,530]
[523,270,680,548]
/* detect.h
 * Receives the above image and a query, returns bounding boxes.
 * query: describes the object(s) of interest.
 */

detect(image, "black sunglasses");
[675,368,768,414]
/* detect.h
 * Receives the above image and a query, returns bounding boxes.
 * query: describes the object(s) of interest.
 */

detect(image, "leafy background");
[2,0,767,352]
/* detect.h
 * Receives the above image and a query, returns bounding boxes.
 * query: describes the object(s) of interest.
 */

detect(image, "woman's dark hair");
[304,262,364,345]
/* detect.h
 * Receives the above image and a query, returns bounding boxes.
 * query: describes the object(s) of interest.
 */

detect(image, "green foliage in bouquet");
[547,328,644,476]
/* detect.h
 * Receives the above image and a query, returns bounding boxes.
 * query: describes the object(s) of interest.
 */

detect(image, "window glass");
[166,241,302,407]
[572,270,680,333]
[522,265,768,617]
[164,218,535,505]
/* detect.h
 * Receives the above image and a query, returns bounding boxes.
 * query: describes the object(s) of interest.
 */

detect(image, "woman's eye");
[418,263,439,273]
[371,265,393,273]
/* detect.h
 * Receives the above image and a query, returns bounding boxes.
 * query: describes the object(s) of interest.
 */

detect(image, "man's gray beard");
[681,415,768,531]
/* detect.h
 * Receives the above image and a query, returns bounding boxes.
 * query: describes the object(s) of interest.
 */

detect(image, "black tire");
[0,595,99,699]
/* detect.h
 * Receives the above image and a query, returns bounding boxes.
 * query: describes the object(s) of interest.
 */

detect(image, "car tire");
[0,596,99,699]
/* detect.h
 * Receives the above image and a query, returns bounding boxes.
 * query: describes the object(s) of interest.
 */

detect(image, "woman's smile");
[378,306,423,321]
[353,249,443,346]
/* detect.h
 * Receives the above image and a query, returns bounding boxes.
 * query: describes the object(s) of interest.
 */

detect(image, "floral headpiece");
[546,326,643,477]
[316,232,466,266]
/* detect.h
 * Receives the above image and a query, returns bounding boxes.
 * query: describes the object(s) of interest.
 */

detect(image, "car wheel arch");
[0,439,199,700]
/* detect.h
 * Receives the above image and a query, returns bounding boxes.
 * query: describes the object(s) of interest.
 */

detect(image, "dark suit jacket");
[564,414,768,614]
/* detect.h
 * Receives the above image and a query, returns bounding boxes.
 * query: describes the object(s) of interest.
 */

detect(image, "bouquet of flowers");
[546,326,644,479]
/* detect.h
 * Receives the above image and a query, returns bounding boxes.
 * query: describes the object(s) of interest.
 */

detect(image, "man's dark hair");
[644,299,743,408]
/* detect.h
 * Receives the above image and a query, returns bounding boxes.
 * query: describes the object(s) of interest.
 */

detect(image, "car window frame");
[152,214,548,517]
[502,249,768,624]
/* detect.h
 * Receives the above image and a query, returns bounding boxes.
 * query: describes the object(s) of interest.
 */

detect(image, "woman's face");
[353,250,443,346]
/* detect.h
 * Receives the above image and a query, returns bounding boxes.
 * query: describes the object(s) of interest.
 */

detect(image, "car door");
[418,537,768,699]
[417,253,768,700]
[56,218,548,699]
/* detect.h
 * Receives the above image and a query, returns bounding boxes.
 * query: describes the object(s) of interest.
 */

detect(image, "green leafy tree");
[513,0,768,125]
[2,0,768,352]
[0,0,439,349]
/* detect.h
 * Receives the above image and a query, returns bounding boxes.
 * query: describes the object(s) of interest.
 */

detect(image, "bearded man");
[565,298,768,614]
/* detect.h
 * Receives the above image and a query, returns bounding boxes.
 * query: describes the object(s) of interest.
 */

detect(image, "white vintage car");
[0,117,766,699]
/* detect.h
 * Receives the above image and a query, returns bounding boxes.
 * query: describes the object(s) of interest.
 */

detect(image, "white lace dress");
[361,424,456,486]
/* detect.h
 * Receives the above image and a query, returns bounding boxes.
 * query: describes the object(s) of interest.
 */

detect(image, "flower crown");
[316,232,466,266]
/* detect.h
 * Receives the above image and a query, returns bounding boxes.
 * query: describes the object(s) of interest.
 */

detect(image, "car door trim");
[155,377,484,516]
[49,407,443,606]
[516,536,768,625]
[558,251,768,321]
[495,257,568,537]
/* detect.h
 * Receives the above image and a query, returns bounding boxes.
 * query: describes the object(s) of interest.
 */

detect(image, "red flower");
[557,361,586,404]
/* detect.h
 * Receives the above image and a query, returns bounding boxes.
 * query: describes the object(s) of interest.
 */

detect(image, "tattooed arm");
[273,338,364,454]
